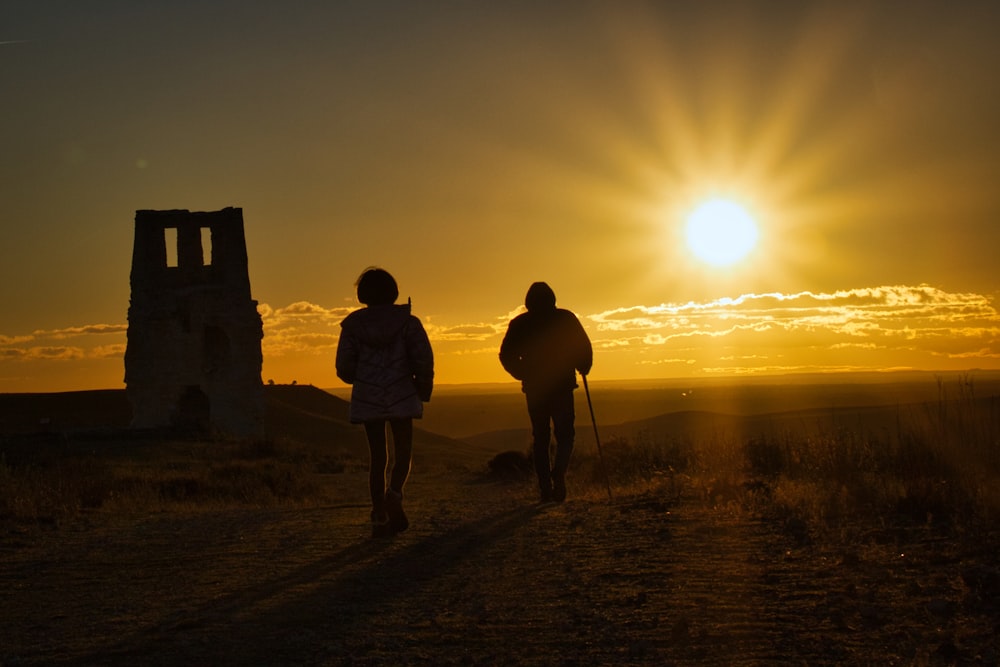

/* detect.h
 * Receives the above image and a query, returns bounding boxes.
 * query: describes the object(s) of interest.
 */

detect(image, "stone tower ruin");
[125,207,264,437]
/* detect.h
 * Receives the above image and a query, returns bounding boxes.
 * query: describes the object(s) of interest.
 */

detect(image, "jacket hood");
[525,282,556,312]
[340,303,412,348]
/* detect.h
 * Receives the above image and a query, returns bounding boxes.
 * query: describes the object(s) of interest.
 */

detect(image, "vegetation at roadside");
[3,377,998,543]
[573,376,1000,541]
[0,433,363,524]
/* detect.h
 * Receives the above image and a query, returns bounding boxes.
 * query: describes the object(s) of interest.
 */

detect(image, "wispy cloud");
[586,284,1000,374]
[92,344,127,359]
[18,346,86,361]
[260,301,353,326]
[259,301,512,352]
[33,324,128,339]
[429,323,503,341]
[591,284,998,339]
[0,323,129,362]
[1,285,998,383]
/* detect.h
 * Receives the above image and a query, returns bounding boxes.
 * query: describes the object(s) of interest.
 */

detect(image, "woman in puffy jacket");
[336,267,434,537]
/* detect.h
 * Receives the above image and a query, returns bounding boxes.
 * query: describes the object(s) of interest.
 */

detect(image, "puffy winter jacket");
[335,303,434,424]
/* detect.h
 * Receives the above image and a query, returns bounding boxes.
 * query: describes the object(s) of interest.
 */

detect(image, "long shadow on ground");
[63,504,543,665]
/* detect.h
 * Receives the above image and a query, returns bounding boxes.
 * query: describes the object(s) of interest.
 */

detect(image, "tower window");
[165,228,178,267]
[201,227,212,266]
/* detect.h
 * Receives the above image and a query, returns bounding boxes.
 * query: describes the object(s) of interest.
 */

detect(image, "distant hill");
[463,396,998,453]
[0,389,133,434]
[264,384,489,466]
[596,397,998,446]
[0,385,490,467]
[5,378,996,467]
[432,371,1000,444]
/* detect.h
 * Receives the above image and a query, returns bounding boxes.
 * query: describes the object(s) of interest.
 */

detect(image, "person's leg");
[387,418,413,494]
[526,392,554,501]
[551,390,576,502]
[385,418,413,532]
[364,421,391,535]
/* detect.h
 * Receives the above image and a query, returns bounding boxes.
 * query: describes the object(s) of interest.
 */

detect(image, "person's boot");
[385,489,409,533]
[552,472,566,503]
[539,479,554,503]
[370,509,392,538]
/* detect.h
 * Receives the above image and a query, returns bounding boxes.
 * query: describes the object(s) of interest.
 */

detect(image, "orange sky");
[2,2,999,392]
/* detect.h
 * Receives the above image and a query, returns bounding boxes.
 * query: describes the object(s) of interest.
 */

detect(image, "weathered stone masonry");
[125,208,264,437]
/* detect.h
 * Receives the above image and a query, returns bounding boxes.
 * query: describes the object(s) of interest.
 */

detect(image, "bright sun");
[685,198,759,267]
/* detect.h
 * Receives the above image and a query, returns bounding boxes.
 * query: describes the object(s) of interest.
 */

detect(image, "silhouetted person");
[336,268,434,537]
[499,282,592,502]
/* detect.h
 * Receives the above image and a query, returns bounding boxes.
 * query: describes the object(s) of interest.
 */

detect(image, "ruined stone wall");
[125,207,264,437]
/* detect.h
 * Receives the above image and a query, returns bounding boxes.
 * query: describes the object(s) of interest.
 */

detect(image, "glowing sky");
[2,1,999,392]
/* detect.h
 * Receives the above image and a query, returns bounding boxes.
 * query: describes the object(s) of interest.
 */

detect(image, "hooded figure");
[499,282,592,502]
[336,268,433,537]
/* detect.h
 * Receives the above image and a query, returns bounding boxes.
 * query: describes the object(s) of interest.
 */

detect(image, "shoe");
[539,481,554,504]
[552,474,566,503]
[371,510,393,538]
[385,489,409,533]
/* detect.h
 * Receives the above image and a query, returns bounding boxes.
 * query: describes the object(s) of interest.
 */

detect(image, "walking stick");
[582,373,613,500]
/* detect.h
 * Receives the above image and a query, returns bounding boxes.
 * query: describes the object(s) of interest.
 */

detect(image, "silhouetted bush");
[488,450,533,479]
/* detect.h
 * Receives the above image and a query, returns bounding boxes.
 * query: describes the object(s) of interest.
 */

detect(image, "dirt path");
[2,469,997,665]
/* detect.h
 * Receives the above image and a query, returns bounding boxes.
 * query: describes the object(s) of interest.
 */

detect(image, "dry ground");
[3,465,999,666]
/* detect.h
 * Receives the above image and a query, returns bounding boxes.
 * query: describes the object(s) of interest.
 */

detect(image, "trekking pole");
[582,373,613,500]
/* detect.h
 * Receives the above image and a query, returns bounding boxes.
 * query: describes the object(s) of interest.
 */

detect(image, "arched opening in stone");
[173,385,210,432]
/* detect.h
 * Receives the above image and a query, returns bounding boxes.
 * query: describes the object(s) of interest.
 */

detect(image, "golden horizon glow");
[2,282,999,393]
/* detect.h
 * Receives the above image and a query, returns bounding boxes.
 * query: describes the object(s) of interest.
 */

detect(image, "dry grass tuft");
[0,432,363,524]
[571,378,1000,541]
